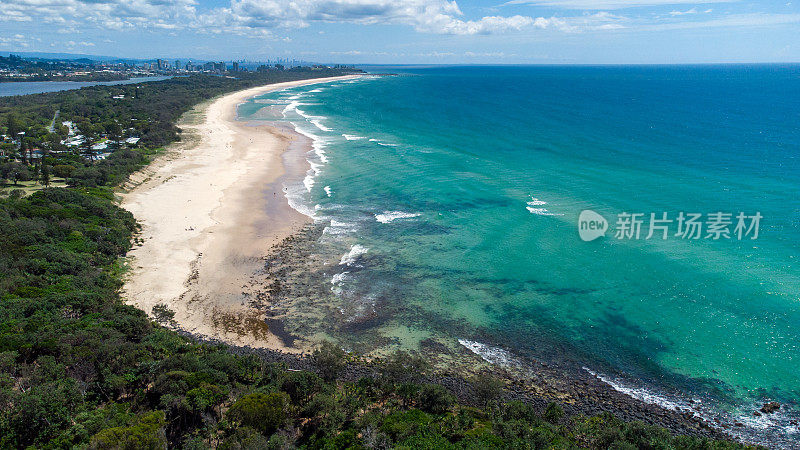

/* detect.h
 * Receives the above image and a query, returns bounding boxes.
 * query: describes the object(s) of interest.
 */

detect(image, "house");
[63,135,85,147]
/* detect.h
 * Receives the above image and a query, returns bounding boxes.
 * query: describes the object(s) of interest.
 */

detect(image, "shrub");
[218,427,270,450]
[151,304,176,326]
[472,372,504,408]
[543,402,564,424]
[416,384,455,414]
[227,392,291,435]
[502,400,539,423]
[52,164,76,178]
[620,420,672,448]
[380,350,429,384]
[89,411,167,450]
[280,370,322,405]
[396,382,421,407]
[380,409,433,441]
[312,341,346,382]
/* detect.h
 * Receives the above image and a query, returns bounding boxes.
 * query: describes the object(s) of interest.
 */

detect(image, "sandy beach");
[120,76,358,351]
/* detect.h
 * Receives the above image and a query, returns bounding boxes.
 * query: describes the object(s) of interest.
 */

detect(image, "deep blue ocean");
[240,65,800,446]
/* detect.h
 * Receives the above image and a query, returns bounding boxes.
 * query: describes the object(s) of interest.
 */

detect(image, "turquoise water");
[242,66,800,445]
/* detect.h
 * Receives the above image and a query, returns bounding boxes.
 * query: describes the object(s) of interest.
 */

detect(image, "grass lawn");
[0,178,68,196]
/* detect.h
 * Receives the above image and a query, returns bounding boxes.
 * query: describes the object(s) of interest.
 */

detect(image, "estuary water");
[0,76,173,97]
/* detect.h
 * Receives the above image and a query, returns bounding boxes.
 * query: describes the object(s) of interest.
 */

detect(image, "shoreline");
[117,75,764,447]
[120,75,359,351]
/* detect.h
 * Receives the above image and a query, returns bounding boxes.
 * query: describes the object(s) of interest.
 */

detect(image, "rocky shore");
[160,221,761,447]
[175,327,739,445]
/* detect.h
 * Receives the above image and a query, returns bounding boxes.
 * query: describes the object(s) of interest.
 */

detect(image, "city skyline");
[0,0,799,64]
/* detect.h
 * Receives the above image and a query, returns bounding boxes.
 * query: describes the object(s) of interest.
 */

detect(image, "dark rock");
[760,401,780,414]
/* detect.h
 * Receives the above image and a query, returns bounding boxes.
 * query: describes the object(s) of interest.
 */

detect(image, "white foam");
[342,134,366,140]
[375,211,421,223]
[583,367,695,415]
[526,207,557,215]
[526,196,563,216]
[308,159,323,175]
[314,144,328,163]
[311,119,331,132]
[283,183,317,220]
[323,219,358,236]
[330,271,350,295]
[340,244,369,266]
[368,138,399,147]
[282,101,301,114]
[528,197,547,206]
[293,124,329,163]
[324,186,333,197]
[303,160,323,193]
[331,272,349,285]
[303,173,315,192]
[458,339,514,367]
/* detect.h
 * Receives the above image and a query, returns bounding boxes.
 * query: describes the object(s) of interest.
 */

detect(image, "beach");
[120,76,358,351]
[116,68,799,447]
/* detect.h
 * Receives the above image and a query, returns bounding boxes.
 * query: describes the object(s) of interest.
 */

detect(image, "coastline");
[120,75,359,351]
[116,74,768,447]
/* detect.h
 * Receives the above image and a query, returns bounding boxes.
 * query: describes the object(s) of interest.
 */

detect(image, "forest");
[0,70,760,449]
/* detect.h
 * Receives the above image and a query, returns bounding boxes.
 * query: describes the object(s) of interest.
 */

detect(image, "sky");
[0,0,799,64]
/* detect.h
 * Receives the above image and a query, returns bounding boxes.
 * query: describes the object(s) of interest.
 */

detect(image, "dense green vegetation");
[0,70,760,449]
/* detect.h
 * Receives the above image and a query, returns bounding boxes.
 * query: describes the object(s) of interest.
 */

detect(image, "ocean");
[239,65,800,446]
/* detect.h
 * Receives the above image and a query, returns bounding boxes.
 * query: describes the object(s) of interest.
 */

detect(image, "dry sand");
[120,76,359,351]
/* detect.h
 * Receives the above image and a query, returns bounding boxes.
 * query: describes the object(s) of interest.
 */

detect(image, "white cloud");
[669,7,697,15]
[0,0,545,36]
[10,0,781,39]
[0,33,33,49]
[463,51,516,57]
[0,0,198,29]
[646,12,800,30]
[416,14,537,34]
[504,0,733,10]
[525,11,627,32]
[217,0,538,35]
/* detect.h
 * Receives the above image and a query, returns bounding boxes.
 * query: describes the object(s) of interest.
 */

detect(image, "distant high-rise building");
[175,60,180,70]
[232,62,239,72]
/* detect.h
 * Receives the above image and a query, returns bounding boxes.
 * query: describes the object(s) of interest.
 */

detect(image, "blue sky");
[1,0,798,64]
